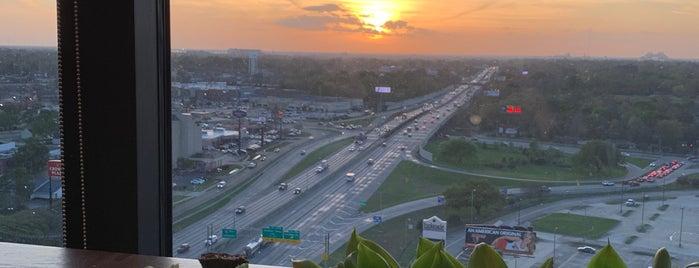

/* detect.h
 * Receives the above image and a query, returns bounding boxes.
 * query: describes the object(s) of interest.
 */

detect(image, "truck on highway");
[244,235,269,259]
[315,160,329,173]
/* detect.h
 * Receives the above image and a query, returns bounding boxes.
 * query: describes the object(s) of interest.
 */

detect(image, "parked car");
[278,183,288,191]
[235,206,246,214]
[577,246,596,254]
[176,243,190,253]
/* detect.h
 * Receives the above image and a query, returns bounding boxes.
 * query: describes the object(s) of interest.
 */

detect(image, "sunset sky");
[2,0,698,58]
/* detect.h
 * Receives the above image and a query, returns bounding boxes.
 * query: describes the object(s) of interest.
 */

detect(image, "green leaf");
[345,228,361,258]
[684,262,699,268]
[356,241,391,268]
[586,241,627,268]
[440,248,467,268]
[416,237,437,258]
[539,257,554,268]
[652,247,671,268]
[356,238,401,268]
[467,242,507,268]
[291,259,323,268]
[410,239,441,268]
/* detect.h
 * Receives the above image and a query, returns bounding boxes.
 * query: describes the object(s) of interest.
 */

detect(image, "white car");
[190,178,205,185]
[577,246,596,254]
[247,162,257,168]
[602,180,615,186]
[216,181,226,188]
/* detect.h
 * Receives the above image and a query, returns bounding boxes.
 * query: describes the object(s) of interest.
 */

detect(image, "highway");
[171,67,497,264]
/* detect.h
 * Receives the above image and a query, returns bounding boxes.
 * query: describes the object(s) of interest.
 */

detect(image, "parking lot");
[500,191,699,267]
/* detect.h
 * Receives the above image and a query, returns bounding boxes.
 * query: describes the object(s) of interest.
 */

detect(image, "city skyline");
[1,0,699,58]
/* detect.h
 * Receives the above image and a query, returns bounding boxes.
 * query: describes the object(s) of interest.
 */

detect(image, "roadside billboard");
[375,86,391,93]
[465,225,536,255]
[48,160,62,177]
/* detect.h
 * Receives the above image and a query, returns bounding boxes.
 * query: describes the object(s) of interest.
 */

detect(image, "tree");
[9,138,49,173]
[571,140,620,175]
[443,180,505,216]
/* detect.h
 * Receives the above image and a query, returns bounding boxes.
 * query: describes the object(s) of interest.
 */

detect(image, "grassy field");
[361,160,540,212]
[532,213,620,239]
[423,139,627,182]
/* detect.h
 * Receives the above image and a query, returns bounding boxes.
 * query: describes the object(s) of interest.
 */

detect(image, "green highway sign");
[222,228,237,239]
[284,230,300,241]
[359,201,367,207]
[262,226,284,242]
[262,226,301,244]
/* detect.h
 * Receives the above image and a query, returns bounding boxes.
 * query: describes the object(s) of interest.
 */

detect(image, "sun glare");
[352,1,402,38]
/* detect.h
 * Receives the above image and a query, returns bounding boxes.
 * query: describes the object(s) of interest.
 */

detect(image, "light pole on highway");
[641,192,646,227]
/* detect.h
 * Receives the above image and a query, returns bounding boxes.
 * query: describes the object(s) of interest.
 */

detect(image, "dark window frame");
[57,1,172,256]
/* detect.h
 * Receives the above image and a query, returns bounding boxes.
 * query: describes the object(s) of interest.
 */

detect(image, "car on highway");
[625,199,635,206]
[602,180,615,186]
[204,235,218,246]
[627,180,640,187]
[367,158,374,165]
[278,183,288,191]
[650,161,657,167]
[293,188,302,194]
[300,150,306,155]
[190,178,205,185]
[349,146,356,152]
[247,162,257,168]
[235,206,246,214]
[176,243,190,253]
[273,147,280,153]
[216,181,226,188]
[577,246,596,254]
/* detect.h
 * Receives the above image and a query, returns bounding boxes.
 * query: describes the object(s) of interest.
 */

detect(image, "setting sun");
[350,1,402,38]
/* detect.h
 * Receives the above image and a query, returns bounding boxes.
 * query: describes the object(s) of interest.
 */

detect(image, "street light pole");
[679,207,684,248]
[471,189,476,223]
[619,183,624,214]
[641,192,645,227]
[553,227,558,268]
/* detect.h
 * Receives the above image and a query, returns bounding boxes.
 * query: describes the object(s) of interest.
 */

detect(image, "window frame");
[57,0,172,256]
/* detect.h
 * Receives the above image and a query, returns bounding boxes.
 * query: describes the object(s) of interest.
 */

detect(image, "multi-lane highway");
[172,67,498,264]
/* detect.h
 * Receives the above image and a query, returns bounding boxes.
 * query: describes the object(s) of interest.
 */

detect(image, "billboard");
[465,225,536,255]
[422,216,447,243]
[48,160,62,177]
[375,86,391,93]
